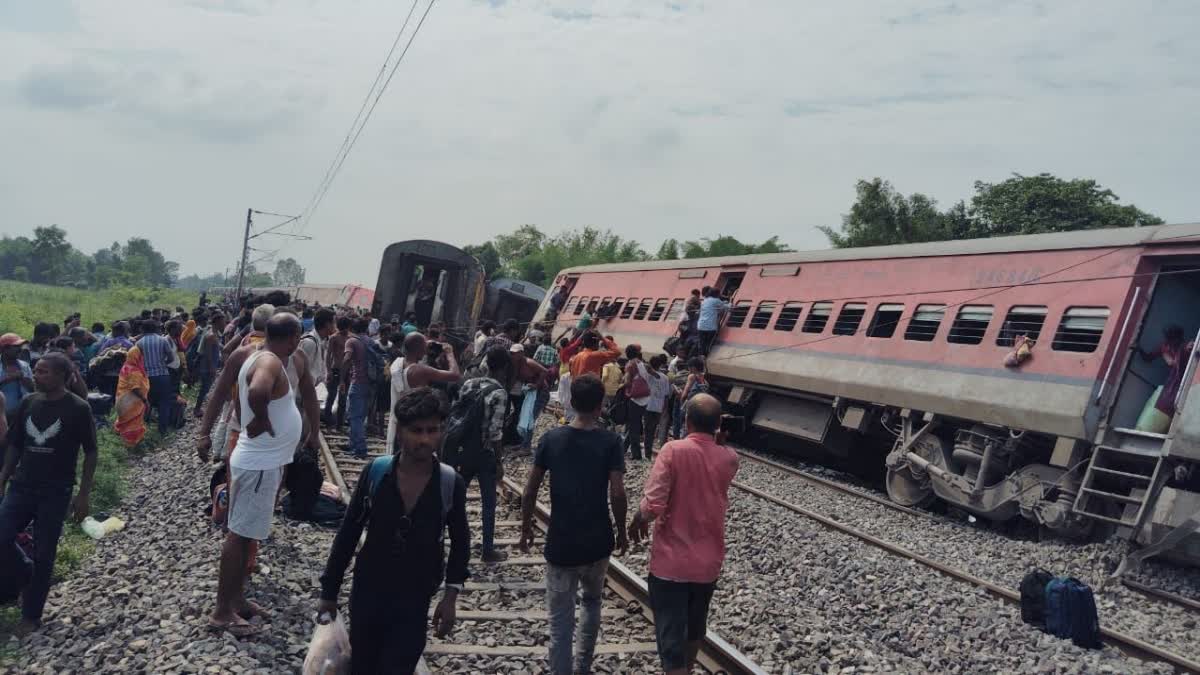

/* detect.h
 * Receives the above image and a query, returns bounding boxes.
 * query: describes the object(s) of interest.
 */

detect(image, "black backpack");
[441,381,501,471]
[185,328,207,371]
[1019,568,1054,628]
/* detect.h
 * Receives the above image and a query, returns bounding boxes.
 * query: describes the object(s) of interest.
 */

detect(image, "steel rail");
[730,476,1200,673]
[733,447,1200,618]
[497,476,767,675]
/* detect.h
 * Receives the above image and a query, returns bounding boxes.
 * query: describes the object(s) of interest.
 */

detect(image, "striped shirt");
[138,333,175,378]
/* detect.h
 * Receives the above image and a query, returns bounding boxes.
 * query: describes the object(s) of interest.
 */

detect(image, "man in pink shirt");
[630,393,738,675]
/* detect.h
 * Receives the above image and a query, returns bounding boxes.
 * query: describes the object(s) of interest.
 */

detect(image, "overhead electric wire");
[299,0,435,234]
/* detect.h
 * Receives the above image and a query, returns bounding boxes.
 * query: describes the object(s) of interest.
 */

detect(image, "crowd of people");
[0,290,742,674]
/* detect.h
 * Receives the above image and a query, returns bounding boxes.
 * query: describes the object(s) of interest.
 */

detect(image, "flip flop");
[207,618,263,638]
[237,601,272,621]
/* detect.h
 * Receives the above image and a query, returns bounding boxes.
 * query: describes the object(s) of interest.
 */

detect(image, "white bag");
[302,615,352,675]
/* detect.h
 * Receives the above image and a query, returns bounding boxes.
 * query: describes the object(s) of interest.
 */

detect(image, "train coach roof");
[558,222,1200,275]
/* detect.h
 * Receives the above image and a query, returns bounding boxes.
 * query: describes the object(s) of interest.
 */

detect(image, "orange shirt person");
[568,332,620,378]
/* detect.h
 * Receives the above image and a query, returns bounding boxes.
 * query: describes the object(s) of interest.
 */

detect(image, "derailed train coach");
[532,222,1200,565]
[372,240,546,345]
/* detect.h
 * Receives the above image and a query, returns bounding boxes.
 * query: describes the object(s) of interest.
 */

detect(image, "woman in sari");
[114,345,150,447]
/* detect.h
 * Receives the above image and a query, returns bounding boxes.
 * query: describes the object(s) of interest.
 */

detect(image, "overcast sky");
[2,1,1197,285]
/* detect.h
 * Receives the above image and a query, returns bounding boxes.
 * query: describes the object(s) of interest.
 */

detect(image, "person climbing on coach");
[631,393,738,675]
[205,313,305,637]
[320,387,469,674]
[520,374,627,675]
[696,287,730,356]
[0,353,97,636]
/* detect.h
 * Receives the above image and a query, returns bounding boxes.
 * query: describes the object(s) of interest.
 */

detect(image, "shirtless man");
[385,332,462,449]
[202,313,310,637]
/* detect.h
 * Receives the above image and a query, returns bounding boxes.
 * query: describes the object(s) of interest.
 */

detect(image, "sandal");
[207,618,264,638]
[237,601,272,621]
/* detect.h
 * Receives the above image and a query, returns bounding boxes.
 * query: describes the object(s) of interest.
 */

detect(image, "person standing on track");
[136,320,178,435]
[204,314,305,637]
[520,374,627,675]
[451,346,510,563]
[630,393,738,675]
[341,317,372,458]
[319,387,469,674]
[386,332,461,450]
[0,353,97,636]
[323,315,351,428]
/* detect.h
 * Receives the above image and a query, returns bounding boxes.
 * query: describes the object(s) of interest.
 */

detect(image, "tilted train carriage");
[372,240,546,345]
[532,222,1200,563]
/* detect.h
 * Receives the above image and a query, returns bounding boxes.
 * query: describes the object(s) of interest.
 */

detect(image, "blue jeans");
[347,383,369,456]
[0,483,72,624]
[148,374,175,434]
[546,558,608,675]
[459,452,497,554]
[518,387,549,450]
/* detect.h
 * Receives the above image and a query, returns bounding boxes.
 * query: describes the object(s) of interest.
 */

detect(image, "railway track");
[733,447,1200,616]
[719,447,1200,673]
[316,430,765,674]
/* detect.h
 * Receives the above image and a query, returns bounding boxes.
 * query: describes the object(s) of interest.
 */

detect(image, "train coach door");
[714,269,746,298]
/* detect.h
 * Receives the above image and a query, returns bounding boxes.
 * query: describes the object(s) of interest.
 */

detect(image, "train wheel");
[885,434,947,509]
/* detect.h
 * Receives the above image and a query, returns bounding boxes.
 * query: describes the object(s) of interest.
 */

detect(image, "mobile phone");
[719,415,746,434]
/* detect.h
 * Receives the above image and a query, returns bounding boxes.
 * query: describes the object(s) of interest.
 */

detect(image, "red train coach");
[533,223,1200,562]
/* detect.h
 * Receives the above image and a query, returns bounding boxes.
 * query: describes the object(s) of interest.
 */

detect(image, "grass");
[0,280,198,337]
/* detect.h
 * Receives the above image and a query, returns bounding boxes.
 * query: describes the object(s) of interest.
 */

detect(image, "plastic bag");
[303,615,351,675]
[81,515,126,540]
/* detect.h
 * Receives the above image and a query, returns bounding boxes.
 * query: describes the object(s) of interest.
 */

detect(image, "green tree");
[31,225,73,284]
[11,266,29,282]
[681,235,793,258]
[970,173,1163,236]
[821,174,1164,248]
[273,257,306,286]
[656,239,680,260]
[462,242,502,280]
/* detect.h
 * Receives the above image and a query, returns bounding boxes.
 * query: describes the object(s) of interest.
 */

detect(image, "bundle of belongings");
[1018,568,1102,649]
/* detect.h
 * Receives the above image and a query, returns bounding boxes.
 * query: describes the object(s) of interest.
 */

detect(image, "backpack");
[1019,568,1054,628]
[441,381,502,470]
[185,329,207,372]
[361,455,457,543]
[686,375,710,401]
[1044,576,1100,648]
[662,335,680,356]
[1065,579,1102,649]
[360,338,388,387]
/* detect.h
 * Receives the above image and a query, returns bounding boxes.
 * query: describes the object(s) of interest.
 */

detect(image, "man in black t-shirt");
[0,352,97,635]
[520,374,627,675]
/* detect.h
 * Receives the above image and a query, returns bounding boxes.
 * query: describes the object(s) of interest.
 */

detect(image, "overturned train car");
[533,222,1200,563]
[373,240,545,344]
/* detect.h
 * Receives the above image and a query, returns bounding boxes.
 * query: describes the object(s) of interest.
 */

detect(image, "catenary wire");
[301,0,436,234]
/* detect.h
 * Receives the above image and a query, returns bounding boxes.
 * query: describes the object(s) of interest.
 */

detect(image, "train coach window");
[649,298,669,321]
[726,300,752,328]
[997,306,1047,347]
[750,301,777,330]
[619,299,635,319]
[832,303,867,336]
[1052,307,1110,353]
[567,297,579,314]
[802,302,833,333]
[666,298,686,323]
[867,303,905,338]
[775,302,804,331]
[572,298,586,316]
[904,304,945,342]
[948,305,993,345]
[586,298,599,314]
[634,298,653,320]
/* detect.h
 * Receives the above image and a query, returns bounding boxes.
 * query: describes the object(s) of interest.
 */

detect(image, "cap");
[509,343,525,353]
[0,333,28,348]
